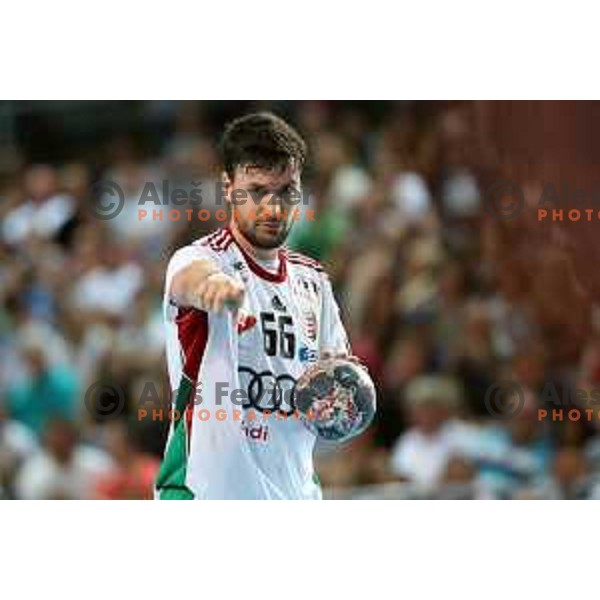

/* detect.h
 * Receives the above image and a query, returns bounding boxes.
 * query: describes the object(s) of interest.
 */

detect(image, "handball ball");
[295,357,376,442]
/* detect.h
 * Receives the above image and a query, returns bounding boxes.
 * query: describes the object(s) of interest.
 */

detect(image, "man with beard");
[156,113,355,499]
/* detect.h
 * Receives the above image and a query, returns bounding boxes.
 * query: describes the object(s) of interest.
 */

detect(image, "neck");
[230,222,279,261]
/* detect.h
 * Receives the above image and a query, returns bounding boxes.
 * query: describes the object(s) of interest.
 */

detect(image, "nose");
[263,194,284,220]
[270,199,283,219]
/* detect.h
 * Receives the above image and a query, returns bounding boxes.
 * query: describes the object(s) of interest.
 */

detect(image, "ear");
[221,171,232,205]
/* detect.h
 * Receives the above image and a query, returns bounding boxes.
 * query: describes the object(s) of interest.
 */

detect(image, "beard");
[235,212,293,249]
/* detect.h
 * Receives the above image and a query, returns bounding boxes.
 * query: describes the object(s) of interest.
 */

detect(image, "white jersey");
[156,228,349,500]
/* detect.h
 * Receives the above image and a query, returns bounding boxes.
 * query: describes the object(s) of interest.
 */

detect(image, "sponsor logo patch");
[237,313,257,334]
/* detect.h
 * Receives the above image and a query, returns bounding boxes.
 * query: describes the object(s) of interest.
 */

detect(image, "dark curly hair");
[220,112,307,180]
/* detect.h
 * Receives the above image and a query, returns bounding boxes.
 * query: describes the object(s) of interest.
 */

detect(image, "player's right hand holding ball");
[295,355,376,442]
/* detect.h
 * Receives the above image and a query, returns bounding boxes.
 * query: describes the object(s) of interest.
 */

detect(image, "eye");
[249,186,269,199]
[280,186,299,205]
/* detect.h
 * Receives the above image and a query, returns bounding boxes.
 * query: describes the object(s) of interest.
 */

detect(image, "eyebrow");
[246,184,269,194]
[246,181,299,193]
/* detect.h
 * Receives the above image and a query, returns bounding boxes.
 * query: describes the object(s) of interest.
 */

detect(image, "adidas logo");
[271,295,287,312]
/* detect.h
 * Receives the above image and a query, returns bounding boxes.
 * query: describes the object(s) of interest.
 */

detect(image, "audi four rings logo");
[238,367,297,415]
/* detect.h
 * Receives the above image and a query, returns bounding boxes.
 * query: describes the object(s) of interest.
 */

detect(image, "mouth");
[256,221,284,232]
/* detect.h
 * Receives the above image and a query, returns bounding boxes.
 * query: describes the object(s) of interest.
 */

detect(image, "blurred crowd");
[2,100,600,500]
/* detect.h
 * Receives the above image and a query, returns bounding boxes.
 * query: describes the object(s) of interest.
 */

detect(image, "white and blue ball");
[295,358,376,442]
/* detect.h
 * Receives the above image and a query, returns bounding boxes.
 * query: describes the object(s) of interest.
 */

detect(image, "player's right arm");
[167,247,245,313]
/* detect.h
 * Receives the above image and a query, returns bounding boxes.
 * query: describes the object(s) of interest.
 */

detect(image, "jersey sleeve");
[319,273,351,355]
[163,243,219,322]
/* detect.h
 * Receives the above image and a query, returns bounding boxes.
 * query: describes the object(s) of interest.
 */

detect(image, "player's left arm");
[318,273,366,369]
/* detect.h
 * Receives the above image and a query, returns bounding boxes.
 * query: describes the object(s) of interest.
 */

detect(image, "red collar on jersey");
[228,228,288,284]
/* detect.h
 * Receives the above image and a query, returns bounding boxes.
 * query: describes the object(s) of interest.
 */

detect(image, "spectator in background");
[0,401,38,498]
[374,336,429,449]
[1,165,76,247]
[94,421,158,500]
[6,340,79,435]
[101,136,172,247]
[312,131,372,215]
[341,235,395,334]
[472,388,553,498]
[518,447,593,500]
[288,193,349,263]
[394,234,444,320]
[70,242,144,317]
[436,455,481,500]
[451,300,498,417]
[390,375,475,495]
[0,292,72,397]
[15,419,113,499]
[113,290,164,372]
